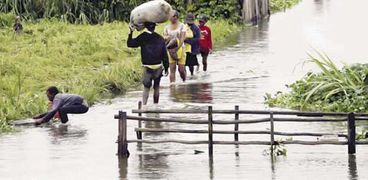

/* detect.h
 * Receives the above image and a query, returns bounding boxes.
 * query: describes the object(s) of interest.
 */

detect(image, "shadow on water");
[170,83,213,103]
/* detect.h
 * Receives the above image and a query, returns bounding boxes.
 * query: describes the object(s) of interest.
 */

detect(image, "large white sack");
[130,0,173,31]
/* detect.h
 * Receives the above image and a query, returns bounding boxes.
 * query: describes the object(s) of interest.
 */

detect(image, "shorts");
[168,47,186,65]
[142,66,163,88]
[185,53,199,66]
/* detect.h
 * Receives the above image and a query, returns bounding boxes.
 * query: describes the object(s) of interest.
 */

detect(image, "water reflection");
[47,125,88,145]
[138,153,169,179]
[170,83,213,103]
[118,157,128,180]
[144,113,164,137]
[348,155,358,180]
[209,157,214,180]
[270,157,276,180]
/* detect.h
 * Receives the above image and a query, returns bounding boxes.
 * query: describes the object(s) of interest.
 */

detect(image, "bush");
[266,53,368,113]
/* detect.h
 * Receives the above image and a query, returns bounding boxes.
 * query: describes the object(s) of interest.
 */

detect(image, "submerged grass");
[0,16,241,131]
[266,53,368,113]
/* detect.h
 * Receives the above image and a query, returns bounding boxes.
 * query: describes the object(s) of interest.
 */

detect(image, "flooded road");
[1,0,368,179]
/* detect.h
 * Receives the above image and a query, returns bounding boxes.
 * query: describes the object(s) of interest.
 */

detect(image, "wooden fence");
[114,102,368,157]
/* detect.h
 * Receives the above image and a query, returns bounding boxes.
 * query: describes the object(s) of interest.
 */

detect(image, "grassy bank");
[270,0,301,13]
[266,54,368,113]
[0,16,241,131]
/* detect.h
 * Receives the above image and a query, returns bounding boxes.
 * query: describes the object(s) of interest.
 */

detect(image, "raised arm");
[127,31,143,48]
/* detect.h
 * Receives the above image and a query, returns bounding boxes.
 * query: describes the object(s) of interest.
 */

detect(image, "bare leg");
[178,64,186,82]
[142,87,150,105]
[170,64,176,83]
[189,66,194,76]
[202,55,208,71]
[153,77,161,104]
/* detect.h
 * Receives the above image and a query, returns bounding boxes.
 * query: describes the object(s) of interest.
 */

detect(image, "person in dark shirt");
[13,16,23,34]
[184,13,201,76]
[127,22,169,105]
[33,86,89,125]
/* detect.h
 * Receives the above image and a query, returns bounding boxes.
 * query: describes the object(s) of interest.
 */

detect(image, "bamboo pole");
[208,106,214,156]
[127,115,346,124]
[132,109,367,117]
[356,141,368,145]
[127,140,348,145]
[234,105,239,142]
[134,128,348,138]
[127,115,209,124]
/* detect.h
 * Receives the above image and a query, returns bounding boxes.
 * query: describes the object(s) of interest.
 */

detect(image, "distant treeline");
[0,0,240,24]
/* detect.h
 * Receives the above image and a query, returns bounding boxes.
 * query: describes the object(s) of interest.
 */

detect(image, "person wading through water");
[127,22,169,105]
[198,15,213,72]
[163,11,187,84]
[184,13,201,76]
[33,86,89,125]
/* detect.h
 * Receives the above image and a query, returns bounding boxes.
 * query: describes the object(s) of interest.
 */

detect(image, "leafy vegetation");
[270,0,301,13]
[263,138,290,156]
[0,0,241,24]
[266,53,368,113]
[356,130,368,141]
[0,12,241,131]
[0,0,299,24]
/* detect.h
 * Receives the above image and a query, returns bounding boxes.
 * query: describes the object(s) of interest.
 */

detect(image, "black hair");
[47,86,60,95]
[144,22,156,32]
[172,10,180,18]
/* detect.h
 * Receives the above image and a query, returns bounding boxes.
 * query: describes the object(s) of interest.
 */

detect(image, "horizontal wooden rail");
[127,140,351,145]
[356,141,368,145]
[354,117,368,121]
[127,115,209,124]
[135,128,348,138]
[126,116,347,124]
[133,109,368,117]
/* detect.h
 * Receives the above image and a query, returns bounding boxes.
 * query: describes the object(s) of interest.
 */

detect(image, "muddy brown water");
[1,0,368,179]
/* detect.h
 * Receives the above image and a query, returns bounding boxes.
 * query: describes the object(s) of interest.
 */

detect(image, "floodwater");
[1,0,368,179]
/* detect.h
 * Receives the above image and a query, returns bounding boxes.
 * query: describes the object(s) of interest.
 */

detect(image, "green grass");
[266,53,368,113]
[0,15,241,132]
[270,0,301,13]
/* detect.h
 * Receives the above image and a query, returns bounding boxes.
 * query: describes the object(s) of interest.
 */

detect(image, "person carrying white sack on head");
[129,0,173,31]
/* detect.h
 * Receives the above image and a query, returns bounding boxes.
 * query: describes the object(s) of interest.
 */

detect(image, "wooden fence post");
[208,106,214,156]
[347,113,356,154]
[118,111,129,157]
[270,112,275,154]
[137,101,143,140]
[234,105,239,142]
